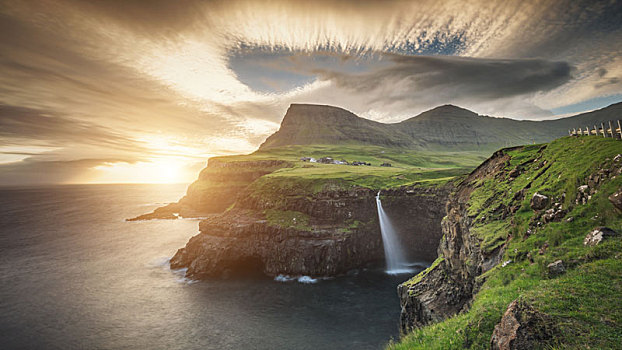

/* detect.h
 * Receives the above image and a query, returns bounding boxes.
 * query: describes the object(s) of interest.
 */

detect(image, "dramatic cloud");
[307,55,572,118]
[0,0,620,184]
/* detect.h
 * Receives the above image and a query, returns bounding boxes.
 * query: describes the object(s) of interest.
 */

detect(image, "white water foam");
[274,274,319,284]
[147,256,197,284]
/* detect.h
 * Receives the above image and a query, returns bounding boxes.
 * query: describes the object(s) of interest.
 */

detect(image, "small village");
[300,156,392,167]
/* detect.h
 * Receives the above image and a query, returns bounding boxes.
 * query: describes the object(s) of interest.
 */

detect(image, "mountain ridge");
[259,102,622,152]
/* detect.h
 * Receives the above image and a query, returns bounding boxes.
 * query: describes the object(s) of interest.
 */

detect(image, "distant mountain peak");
[258,101,622,152]
[406,104,479,122]
[433,104,475,113]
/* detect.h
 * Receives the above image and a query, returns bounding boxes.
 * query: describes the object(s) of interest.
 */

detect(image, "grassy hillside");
[215,144,485,193]
[132,143,485,219]
[259,104,418,149]
[259,102,622,154]
[390,137,622,349]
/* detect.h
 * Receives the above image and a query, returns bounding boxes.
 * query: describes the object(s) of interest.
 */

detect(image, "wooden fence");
[569,120,622,139]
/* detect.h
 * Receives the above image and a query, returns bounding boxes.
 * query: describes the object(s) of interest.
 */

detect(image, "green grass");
[189,144,485,202]
[264,209,311,231]
[391,136,622,349]
[245,145,483,192]
[402,256,445,289]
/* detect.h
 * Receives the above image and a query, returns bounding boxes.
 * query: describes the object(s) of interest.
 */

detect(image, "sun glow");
[88,158,198,184]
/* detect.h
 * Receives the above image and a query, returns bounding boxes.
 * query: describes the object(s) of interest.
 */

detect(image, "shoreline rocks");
[171,185,451,279]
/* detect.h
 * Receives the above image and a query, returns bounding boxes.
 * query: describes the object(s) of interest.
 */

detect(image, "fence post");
[618,120,622,139]
[601,123,606,137]
[609,121,614,138]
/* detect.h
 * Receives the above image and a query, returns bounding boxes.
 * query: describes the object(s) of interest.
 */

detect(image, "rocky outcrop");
[490,299,556,350]
[170,208,382,278]
[584,226,618,246]
[546,260,565,277]
[398,142,622,335]
[398,149,513,333]
[170,184,451,279]
[128,159,292,220]
[609,188,622,211]
[530,192,549,210]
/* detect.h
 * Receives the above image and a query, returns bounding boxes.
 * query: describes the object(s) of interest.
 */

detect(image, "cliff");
[394,136,622,349]
[128,159,292,220]
[259,104,416,149]
[170,184,451,278]
[132,102,622,221]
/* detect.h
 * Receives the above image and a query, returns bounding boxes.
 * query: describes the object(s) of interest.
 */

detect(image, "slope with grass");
[166,144,468,278]
[130,143,482,220]
[133,101,622,221]
[260,102,622,153]
[392,136,622,349]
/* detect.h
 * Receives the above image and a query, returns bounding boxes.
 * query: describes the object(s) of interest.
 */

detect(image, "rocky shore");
[170,185,451,279]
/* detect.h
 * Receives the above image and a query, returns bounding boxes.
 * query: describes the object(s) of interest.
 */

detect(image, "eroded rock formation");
[398,149,513,332]
[170,185,451,279]
[490,299,556,350]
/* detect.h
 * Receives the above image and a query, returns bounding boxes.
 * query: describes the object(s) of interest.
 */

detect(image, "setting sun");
[89,158,198,184]
[1,1,621,349]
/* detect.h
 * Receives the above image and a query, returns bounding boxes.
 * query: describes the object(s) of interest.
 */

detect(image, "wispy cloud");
[0,0,620,184]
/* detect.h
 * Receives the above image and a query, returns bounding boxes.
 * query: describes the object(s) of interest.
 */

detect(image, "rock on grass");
[491,299,556,350]
[584,227,618,246]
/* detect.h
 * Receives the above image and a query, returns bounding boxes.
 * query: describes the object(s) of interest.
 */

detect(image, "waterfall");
[376,191,414,274]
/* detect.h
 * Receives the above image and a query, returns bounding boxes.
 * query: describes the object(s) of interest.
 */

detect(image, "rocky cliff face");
[128,159,291,220]
[398,149,513,332]
[170,184,451,279]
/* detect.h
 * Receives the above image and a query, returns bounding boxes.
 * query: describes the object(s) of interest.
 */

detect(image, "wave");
[148,256,197,284]
[274,274,319,284]
[171,267,198,284]
[138,202,173,207]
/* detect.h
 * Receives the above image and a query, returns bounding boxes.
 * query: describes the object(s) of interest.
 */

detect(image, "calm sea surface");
[0,184,419,350]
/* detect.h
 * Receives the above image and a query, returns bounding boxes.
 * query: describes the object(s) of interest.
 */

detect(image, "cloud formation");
[0,0,620,184]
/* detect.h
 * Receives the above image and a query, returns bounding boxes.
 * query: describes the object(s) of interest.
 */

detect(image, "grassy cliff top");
[392,136,622,349]
[207,144,485,191]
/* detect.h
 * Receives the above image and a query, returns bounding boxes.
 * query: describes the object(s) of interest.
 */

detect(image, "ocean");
[0,184,416,350]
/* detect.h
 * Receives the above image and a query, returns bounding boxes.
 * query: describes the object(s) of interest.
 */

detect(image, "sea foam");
[274,274,319,284]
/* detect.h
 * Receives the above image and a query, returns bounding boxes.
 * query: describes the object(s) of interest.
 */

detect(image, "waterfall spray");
[376,191,414,274]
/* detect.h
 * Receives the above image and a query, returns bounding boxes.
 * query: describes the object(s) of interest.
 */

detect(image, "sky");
[0,0,621,185]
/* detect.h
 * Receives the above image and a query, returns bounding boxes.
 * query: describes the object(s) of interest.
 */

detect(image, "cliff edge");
[394,136,622,349]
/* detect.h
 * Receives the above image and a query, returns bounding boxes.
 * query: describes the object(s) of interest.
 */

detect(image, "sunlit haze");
[1,0,621,185]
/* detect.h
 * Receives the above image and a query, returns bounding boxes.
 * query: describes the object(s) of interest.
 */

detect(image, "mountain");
[259,104,420,149]
[259,102,622,152]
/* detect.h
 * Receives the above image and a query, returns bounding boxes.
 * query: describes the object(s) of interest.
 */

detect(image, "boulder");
[491,299,555,350]
[576,185,590,205]
[547,260,565,277]
[530,192,549,210]
[608,189,622,211]
[584,227,618,246]
[538,242,549,255]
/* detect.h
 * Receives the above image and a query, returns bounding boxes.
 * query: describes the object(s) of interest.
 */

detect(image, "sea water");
[0,184,419,349]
